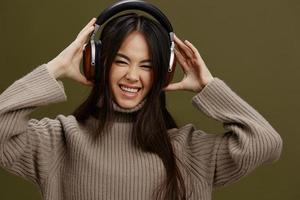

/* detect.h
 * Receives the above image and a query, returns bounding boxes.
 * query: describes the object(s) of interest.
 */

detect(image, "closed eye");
[115,60,128,65]
[115,60,152,70]
[141,65,152,69]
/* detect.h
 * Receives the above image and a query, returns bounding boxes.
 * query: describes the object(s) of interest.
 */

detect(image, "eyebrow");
[116,53,152,63]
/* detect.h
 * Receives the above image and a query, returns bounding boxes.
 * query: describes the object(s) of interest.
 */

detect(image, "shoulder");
[168,123,197,137]
[27,114,82,135]
[167,123,223,155]
[55,114,93,133]
[55,114,78,124]
[34,114,78,126]
[168,123,219,142]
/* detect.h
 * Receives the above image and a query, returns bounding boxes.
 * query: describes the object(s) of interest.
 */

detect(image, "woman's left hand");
[163,34,215,93]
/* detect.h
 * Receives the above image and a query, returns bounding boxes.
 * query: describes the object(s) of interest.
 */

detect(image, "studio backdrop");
[0,0,299,199]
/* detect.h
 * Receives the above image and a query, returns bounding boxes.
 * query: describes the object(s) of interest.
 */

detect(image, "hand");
[46,17,97,86]
[163,34,214,93]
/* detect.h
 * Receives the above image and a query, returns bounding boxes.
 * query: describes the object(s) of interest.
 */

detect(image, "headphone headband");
[83,0,176,85]
[95,0,173,33]
[89,0,175,72]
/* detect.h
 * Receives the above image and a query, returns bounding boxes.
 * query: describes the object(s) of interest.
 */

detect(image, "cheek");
[142,72,154,91]
[109,67,120,98]
[109,66,123,84]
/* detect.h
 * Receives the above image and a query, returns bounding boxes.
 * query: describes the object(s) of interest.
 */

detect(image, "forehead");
[117,31,151,60]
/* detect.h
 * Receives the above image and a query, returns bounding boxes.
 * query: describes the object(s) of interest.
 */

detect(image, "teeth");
[120,85,139,93]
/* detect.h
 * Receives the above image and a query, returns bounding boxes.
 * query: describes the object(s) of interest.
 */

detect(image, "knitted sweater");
[0,64,282,200]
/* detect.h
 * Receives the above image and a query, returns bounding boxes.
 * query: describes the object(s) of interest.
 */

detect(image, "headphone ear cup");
[83,41,102,83]
[83,42,94,82]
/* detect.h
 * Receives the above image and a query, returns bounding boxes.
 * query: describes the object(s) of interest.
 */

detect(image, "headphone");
[82,0,176,87]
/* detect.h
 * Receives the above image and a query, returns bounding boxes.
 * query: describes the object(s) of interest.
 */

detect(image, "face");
[109,31,154,109]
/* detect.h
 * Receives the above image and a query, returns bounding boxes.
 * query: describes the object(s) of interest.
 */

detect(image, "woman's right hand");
[46,17,97,86]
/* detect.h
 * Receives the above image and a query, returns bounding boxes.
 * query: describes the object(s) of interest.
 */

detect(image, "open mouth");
[119,84,141,94]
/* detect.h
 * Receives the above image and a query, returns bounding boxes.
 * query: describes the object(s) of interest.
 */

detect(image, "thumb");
[76,74,94,86]
[162,82,183,91]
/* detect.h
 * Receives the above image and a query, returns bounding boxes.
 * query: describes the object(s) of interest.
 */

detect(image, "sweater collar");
[96,98,146,113]
[111,98,146,122]
[112,98,146,113]
[93,98,146,123]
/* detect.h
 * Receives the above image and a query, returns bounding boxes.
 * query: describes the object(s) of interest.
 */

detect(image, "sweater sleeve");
[0,64,68,186]
[174,78,283,189]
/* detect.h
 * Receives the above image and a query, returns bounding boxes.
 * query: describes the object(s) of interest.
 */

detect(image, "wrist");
[196,77,215,93]
[46,58,66,79]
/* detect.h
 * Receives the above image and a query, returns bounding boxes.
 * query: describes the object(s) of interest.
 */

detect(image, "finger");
[174,34,194,59]
[77,18,96,42]
[83,43,88,50]
[75,73,94,86]
[183,40,203,60]
[83,17,97,30]
[78,17,97,35]
[163,82,184,91]
[174,48,190,72]
[76,24,95,46]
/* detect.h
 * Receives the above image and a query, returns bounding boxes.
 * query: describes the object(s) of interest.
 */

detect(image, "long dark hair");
[72,12,192,200]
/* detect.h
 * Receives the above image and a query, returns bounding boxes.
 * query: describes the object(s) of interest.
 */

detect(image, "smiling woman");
[0,1,282,200]
[71,12,188,199]
[109,31,154,109]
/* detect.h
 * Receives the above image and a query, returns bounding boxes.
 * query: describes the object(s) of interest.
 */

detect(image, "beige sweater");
[0,64,282,200]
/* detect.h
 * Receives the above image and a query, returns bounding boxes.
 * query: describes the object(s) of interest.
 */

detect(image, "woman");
[0,12,282,200]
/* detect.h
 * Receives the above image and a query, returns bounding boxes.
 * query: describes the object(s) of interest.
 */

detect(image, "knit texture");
[0,64,283,200]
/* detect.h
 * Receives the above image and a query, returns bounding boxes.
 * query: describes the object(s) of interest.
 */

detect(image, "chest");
[61,128,166,199]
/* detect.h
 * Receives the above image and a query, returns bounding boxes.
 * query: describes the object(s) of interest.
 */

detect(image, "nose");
[125,66,139,82]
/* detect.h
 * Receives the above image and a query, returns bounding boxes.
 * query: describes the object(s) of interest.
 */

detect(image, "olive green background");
[0,0,299,199]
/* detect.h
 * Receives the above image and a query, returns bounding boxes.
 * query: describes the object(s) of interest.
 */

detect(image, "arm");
[188,77,282,188]
[0,64,67,185]
[0,17,97,186]
[164,34,282,188]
